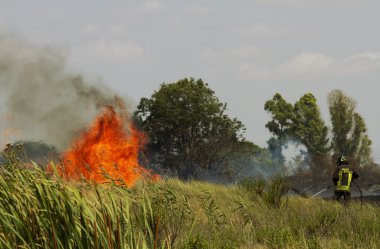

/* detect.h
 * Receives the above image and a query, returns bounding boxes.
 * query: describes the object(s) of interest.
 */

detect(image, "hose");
[311,185,333,198]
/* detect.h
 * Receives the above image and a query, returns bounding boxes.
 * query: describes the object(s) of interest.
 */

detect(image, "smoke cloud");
[0,35,118,150]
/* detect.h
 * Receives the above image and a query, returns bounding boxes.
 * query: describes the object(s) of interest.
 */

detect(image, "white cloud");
[230,45,260,58]
[81,24,101,35]
[235,24,276,37]
[256,0,366,7]
[201,45,260,61]
[111,1,165,25]
[184,4,211,16]
[239,63,275,80]
[344,52,380,62]
[80,24,129,37]
[239,51,380,80]
[337,52,380,74]
[143,0,165,12]
[200,49,219,61]
[256,0,304,7]
[283,53,333,74]
[88,39,144,60]
[233,24,298,38]
[108,26,130,37]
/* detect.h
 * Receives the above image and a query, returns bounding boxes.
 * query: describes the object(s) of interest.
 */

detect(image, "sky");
[0,0,379,161]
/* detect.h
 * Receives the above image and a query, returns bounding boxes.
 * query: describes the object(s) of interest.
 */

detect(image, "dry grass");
[0,149,379,248]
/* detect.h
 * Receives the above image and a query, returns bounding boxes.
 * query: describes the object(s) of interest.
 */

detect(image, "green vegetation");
[133,78,259,180]
[131,79,374,181]
[264,90,373,174]
[293,93,330,156]
[328,89,372,165]
[1,80,378,248]
[265,93,330,157]
[264,93,294,165]
[0,156,379,249]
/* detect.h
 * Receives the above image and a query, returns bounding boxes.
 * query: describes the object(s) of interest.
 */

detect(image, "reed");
[0,155,379,248]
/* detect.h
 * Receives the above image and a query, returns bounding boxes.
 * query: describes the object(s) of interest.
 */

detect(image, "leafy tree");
[134,78,254,180]
[328,89,372,165]
[264,93,293,164]
[265,93,330,174]
[264,93,294,138]
[292,93,330,156]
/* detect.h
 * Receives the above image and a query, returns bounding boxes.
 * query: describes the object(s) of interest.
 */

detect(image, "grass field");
[0,160,379,249]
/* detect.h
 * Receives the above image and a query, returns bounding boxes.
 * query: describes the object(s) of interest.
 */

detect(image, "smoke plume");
[0,35,118,150]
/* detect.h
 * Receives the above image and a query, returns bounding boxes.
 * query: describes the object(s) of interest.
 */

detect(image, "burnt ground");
[288,178,380,205]
[286,171,380,205]
[351,195,380,204]
[288,187,380,205]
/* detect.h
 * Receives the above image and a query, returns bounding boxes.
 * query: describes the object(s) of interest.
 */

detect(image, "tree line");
[132,78,373,181]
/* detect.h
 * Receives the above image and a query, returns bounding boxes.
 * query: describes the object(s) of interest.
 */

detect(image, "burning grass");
[0,159,379,248]
[57,106,159,186]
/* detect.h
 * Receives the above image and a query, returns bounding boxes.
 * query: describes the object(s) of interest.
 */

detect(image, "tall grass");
[0,146,380,248]
[238,175,288,208]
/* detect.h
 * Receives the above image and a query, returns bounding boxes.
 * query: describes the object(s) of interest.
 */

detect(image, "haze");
[0,0,379,161]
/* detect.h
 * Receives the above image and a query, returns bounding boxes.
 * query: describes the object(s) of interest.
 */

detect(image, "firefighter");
[332,156,359,202]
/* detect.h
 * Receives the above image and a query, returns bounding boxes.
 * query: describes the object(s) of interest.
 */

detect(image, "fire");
[58,106,158,186]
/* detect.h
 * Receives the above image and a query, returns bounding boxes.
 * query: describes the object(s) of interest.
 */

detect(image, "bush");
[238,176,288,208]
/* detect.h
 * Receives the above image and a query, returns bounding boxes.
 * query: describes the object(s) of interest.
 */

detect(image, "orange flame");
[58,106,158,186]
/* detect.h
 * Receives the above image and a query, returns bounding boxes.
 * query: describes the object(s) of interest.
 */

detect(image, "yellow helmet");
[336,155,348,165]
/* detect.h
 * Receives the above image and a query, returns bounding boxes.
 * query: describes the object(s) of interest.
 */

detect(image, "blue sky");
[1,0,379,161]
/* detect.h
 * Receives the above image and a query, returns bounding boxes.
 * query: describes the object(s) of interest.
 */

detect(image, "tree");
[328,89,372,165]
[134,78,254,180]
[292,93,329,156]
[264,93,294,138]
[264,93,294,165]
[292,94,331,177]
[265,93,330,174]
